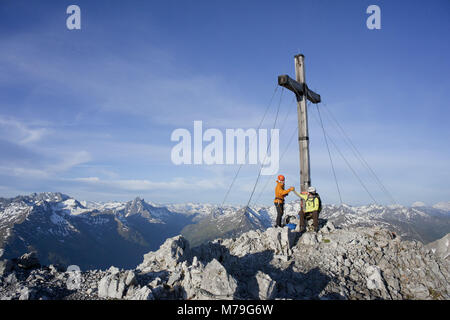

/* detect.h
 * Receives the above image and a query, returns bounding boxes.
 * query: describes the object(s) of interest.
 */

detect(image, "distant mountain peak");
[132,196,144,203]
[31,192,71,202]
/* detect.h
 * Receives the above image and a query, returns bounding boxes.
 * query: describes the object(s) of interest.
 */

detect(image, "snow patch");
[412,201,426,208]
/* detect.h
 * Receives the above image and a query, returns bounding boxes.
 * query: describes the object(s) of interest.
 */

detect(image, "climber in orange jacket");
[274,175,295,227]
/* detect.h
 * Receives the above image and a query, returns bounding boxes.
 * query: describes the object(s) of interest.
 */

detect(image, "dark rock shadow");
[1,266,80,300]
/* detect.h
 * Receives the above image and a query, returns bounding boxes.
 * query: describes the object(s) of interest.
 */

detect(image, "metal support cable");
[221,86,279,207]
[245,88,284,210]
[321,102,397,205]
[316,103,343,205]
[309,110,378,205]
[252,123,298,206]
[252,97,297,205]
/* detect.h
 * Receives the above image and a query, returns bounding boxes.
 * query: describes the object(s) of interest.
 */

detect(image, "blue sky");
[0,0,449,206]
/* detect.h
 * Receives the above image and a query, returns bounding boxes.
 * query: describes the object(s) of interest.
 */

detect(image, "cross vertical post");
[277,54,321,192]
[295,54,311,192]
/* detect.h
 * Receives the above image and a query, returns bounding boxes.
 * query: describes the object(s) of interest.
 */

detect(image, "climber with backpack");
[274,175,295,227]
[296,186,322,232]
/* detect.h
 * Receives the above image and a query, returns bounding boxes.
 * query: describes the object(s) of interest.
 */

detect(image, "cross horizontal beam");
[277,74,321,104]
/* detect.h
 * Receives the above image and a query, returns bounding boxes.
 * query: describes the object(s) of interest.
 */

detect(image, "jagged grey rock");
[180,258,237,300]
[137,235,190,273]
[263,227,296,256]
[299,232,319,246]
[426,233,449,261]
[254,271,277,299]
[108,266,120,275]
[124,270,137,287]
[321,221,336,233]
[149,277,162,288]
[366,266,386,291]
[200,259,237,299]
[18,287,31,300]
[167,272,181,286]
[98,267,129,299]
[48,265,58,275]
[125,285,154,300]
[17,252,40,270]
[219,227,295,258]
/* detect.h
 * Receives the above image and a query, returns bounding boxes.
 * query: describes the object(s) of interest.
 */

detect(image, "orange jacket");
[274,181,294,204]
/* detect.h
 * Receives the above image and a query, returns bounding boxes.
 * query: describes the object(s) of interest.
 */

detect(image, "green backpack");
[316,193,322,213]
[306,193,322,213]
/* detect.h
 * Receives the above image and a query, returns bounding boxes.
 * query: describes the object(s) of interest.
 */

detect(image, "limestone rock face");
[426,233,449,261]
[299,232,319,246]
[366,265,386,291]
[125,286,154,300]
[137,235,190,273]
[97,267,127,299]
[200,259,237,299]
[253,271,277,300]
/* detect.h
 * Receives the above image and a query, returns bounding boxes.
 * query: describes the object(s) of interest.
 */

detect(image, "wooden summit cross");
[278,54,321,192]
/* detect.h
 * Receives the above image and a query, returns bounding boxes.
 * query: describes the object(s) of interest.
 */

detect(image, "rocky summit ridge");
[0,221,448,300]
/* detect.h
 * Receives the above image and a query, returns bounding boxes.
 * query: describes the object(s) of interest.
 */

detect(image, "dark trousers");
[275,203,284,227]
[299,210,319,232]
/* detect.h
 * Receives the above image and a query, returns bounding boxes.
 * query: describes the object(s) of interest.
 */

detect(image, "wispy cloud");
[0,116,92,178]
[0,116,49,145]
[49,150,92,172]
[0,150,92,179]
[71,176,226,192]
[0,30,271,130]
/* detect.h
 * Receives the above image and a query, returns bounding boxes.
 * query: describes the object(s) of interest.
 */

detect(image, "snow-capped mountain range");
[178,199,450,247]
[0,192,449,270]
[0,193,193,270]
